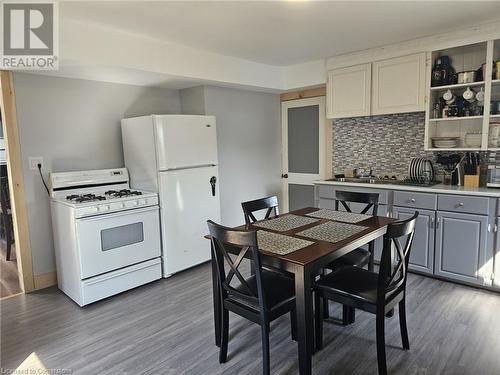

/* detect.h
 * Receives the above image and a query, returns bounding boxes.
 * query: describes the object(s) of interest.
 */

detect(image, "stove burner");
[104,189,143,198]
[66,194,106,203]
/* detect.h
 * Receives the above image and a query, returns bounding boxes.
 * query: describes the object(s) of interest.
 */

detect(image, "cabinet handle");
[436,217,440,229]
[495,224,498,233]
[430,217,434,229]
[488,224,492,232]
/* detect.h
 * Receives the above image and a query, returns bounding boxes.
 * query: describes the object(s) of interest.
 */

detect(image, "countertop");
[314,180,500,198]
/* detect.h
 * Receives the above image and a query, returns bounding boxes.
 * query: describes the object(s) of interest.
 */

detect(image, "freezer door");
[158,166,221,276]
[154,115,218,170]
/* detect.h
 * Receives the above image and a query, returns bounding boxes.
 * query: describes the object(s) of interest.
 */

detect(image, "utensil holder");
[464,167,480,188]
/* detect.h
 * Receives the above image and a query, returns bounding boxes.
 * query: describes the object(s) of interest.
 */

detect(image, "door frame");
[0,70,35,293]
[281,96,327,212]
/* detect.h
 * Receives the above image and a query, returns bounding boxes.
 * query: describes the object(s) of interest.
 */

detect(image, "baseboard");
[33,272,57,290]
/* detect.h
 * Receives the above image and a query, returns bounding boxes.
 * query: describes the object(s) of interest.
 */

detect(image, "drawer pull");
[410,198,416,203]
[458,202,464,207]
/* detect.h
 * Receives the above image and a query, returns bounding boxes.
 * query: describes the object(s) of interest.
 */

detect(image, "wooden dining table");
[207,207,394,375]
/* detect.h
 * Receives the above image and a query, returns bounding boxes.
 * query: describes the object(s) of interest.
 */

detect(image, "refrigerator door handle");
[210,176,217,196]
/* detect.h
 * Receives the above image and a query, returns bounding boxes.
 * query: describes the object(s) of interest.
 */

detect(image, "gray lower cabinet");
[393,206,435,275]
[434,211,490,286]
[495,217,500,290]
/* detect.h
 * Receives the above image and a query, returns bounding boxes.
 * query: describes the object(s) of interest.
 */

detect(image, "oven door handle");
[77,205,159,221]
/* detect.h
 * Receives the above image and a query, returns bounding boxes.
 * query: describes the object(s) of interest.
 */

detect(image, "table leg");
[295,265,313,375]
[211,243,221,347]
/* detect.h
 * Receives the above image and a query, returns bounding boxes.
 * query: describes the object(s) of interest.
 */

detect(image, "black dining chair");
[207,220,297,375]
[314,212,418,375]
[0,176,14,261]
[322,190,379,323]
[241,195,279,226]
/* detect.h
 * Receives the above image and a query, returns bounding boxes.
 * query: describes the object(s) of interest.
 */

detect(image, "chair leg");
[261,322,270,375]
[314,292,323,350]
[321,269,330,319]
[342,306,355,325]
[376,309,388,375]
[368,241,375,272]
[5,220,12,261]
[290,309,297,341]
[399,299,410,350]
[219,308,229,363]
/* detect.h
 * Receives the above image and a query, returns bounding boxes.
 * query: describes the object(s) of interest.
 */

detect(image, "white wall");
[181,86,282,227]
[13,73,181,276]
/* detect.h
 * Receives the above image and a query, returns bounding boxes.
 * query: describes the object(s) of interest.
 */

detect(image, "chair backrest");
[241,196,279,225]
[377,212,418,302]
[0,177,10,213]
[207,220,267,310]
[335,190,379,216]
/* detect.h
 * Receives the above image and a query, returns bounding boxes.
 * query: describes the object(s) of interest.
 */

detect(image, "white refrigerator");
[121,115,221,277]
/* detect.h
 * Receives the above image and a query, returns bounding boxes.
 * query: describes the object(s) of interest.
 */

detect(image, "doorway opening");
[0,71,35,298]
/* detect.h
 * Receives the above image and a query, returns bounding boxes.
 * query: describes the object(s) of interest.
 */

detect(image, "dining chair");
[314,212,418,375]
[241,195,279,226]
[322,190,379,323]
[207,220,297,375]
[0,177,14,261]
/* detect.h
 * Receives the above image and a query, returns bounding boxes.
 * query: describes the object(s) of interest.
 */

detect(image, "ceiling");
[61,1,500,66]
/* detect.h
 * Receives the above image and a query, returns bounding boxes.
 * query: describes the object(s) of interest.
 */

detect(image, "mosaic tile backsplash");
[332,112,441,179]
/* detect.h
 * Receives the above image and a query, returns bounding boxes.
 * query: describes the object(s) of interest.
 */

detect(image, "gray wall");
[14,73,181,276]
[181,86,282,227]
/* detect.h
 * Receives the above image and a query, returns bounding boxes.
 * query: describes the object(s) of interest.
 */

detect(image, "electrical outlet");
[29,157,43,171]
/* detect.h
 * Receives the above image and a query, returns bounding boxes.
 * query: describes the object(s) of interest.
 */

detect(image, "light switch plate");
[29,157,43,170]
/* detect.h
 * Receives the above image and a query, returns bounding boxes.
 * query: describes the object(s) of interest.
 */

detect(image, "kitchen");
[1,2,500,375]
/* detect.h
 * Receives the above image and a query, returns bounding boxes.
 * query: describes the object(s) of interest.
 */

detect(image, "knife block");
[464,167,480,188]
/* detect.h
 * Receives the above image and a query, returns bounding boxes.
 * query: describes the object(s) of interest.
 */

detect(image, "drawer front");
[394,191,437,210]
[438,194,489,215]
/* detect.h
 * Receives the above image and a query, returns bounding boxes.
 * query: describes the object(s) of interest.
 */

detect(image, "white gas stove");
[49,168,162,306]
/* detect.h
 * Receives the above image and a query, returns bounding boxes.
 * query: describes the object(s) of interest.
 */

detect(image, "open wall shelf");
[425,39,500,151]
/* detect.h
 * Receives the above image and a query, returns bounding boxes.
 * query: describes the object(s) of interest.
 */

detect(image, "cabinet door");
[371,53,426,115]
[435,211,491,286]
[327,64,371,119]
[393,206,435,275]
[494,218,500,290]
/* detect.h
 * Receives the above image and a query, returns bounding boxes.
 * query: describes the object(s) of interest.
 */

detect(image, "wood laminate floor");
[1,262,500,374]
[0,240,21,298]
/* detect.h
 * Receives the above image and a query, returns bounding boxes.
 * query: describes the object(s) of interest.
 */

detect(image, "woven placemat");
[257,230,314,255]
[296,221,368,243]
[306,209,372,223]
[253,214,319,232]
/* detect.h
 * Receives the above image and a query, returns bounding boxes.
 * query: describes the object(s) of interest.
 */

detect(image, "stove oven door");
[76,206,161,279]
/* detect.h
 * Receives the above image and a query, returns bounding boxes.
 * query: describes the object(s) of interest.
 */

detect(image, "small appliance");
[487,152,500,188]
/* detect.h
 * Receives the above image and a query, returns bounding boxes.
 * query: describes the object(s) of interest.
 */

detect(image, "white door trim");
[281,96,326,212]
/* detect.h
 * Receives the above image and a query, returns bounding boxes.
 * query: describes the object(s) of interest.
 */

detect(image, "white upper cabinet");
[327,63,371,119]
[371,53,427,115]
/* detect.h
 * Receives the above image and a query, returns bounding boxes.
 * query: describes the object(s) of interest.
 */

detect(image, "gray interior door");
[282,97,325,212]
